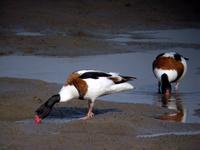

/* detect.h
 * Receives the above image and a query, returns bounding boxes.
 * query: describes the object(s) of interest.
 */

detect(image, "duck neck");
[59,85,79,102]
[35,94,60,119]
[161,73,172,95]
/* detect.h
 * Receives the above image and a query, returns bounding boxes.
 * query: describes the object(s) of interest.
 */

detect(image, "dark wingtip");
[184,57,189,61]
[122,76,137,80]
[132,76,137,80]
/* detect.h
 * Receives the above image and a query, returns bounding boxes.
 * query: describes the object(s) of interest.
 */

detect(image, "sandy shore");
[0,77,200,150]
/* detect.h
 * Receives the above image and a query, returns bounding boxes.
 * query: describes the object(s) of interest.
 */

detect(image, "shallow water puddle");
[11,28,200,45]
[137,130,200,138]
[1,49,200,123]
[16,109,86,124]
[16,117,81,125]
[106,29,200,45]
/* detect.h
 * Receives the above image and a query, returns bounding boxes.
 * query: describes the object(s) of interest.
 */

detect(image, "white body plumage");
[59,70,134,102]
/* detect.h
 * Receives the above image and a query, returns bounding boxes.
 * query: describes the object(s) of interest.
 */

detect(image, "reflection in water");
[158,93,187,123]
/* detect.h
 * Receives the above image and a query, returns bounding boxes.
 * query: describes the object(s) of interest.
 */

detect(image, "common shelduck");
[152,52,188,95]
[35,70,136,124]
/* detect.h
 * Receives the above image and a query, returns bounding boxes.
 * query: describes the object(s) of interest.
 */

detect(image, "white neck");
[59,85,79,102]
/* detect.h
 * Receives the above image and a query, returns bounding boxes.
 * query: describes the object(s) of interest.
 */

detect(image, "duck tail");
[184,57,189,61]
[121,76,136,81]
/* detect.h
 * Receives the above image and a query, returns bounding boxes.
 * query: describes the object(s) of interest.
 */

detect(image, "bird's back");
[74,70,135,100]
[153,52,187,83]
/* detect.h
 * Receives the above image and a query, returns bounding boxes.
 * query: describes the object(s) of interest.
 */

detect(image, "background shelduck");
[152,52,188,95]
[35,70,136,124]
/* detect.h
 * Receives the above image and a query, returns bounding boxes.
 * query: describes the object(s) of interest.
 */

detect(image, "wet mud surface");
[1,0,200,57]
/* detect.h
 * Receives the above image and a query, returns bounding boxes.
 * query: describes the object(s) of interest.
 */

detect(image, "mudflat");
[1,0,200,56]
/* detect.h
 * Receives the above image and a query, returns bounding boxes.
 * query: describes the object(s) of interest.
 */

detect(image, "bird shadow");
[16,107,121,125]
[47,107,121,120]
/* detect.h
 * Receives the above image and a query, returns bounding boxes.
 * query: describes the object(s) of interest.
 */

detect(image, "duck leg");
[175,82,179,91]
[87,100,94,118]
[81,100,94,120]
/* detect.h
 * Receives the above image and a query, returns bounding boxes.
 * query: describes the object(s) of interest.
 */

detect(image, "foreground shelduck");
[152,52,188,95]
[35,70,136,124]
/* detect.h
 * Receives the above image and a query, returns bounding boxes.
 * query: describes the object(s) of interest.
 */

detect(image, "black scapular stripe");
[174,53,182,61]
[174,53,189,61]
[79,72,112,79]
[35,94,60,119]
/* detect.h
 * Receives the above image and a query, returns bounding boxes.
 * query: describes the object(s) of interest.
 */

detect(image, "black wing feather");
[79,72,112,79]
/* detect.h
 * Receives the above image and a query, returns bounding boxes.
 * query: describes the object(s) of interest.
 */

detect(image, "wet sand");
[1,0,200,56]
[0,78,200,150]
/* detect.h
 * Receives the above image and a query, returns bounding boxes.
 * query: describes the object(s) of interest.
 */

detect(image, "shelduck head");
[34,94,60,124]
